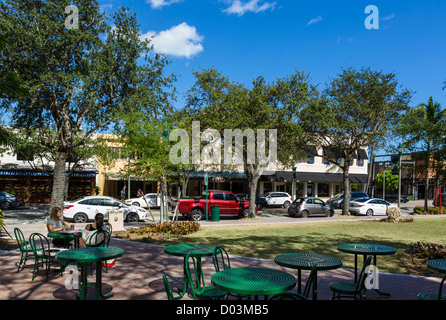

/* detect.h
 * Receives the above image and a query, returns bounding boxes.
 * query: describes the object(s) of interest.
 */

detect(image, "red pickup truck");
[178,190,255,221]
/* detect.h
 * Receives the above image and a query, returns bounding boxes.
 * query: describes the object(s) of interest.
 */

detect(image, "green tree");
[396,97,445,212]
[375,170,399,192]
[0,1,174,208]
[181,68,312,217]
[300,67,412,215]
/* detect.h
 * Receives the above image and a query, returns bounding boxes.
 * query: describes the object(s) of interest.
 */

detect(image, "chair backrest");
[184,252,205,299]
[212,246,231,272]
[14,227,28,251]
[356,255,373,294]
[87,230,107,247]
[302,264,317,299]
[163,275,185,300]
[29,233,51,257]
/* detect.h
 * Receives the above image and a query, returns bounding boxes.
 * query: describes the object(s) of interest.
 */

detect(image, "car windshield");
[333,194,344,199]
[353,198,369,203]
[260,193,272,197]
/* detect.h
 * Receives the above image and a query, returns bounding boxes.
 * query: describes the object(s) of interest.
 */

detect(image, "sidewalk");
[0,235,443,301]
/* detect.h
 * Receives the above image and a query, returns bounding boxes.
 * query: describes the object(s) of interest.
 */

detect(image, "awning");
[323,147,339,159]
[188,171,248,180]
[261,171,368,183]
[357,148,368,160]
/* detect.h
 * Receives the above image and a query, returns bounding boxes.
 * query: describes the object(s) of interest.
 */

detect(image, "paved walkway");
[0,234,444,301]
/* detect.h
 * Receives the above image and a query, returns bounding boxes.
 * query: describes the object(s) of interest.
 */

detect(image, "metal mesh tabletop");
[164,244,215,257]
[274,253,342,270]
[57,247,124,263]
[211,267,296,296]
[427,259,446,273]
[48,231,82,239]
[337,243,396,255]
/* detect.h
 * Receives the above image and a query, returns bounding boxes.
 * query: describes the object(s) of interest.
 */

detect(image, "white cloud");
[145,0,183,9]
[306,15,322,26]
[222,0,276,16]
[141,23,204,59]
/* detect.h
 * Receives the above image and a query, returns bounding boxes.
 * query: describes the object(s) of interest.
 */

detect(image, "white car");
[349,198,397,216]
[258,192,293,208]
[125,193,171,208]
[63,196,147,223]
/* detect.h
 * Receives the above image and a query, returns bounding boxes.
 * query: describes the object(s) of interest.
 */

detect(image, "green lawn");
[156,218,446,275]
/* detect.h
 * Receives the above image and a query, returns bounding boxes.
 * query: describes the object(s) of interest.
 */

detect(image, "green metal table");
[48,230,82,248]
[57,247,124,300]
[426,259,446,299]
[164,244,215,296]
[211,267,296,299]
[337,243,396,296]
[274,253,342,300]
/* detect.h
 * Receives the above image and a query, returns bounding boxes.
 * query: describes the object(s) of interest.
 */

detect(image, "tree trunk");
[50,151,68,210]
[342,164,351,215]
[248,174,260,218]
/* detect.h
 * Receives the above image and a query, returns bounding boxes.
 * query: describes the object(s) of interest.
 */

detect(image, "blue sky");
[100,0,446,110]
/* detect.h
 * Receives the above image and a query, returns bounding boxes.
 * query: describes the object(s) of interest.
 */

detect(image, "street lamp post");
[398,144,403,208]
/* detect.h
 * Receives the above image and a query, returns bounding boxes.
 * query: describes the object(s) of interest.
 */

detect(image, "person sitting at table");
[47,207,72,248]
[79,213,108,248]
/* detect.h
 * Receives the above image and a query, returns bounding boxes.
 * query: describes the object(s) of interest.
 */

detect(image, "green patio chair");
[417,276,446,300]
[269,264,317,300]
[329,255,373,300]
[185,252,227,300]
[212,246,231,272]
[28,233,62,281]
[87,230,107,247]
[14,227,37,273]
[163,274,186,300]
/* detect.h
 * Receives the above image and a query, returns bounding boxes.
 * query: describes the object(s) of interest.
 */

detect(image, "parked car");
[0,191,24,210]
[125,193,172,208]
[257,192,293,209]
[385,194,409,203]
[178,190,255,221]
[349,198,396,216]
[236,193,268,210]
[287,197,334,218]
[326,192,369,209]
[63,196,147,223]
[433,193,446,207]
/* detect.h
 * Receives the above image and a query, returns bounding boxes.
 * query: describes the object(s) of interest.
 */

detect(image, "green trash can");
[210,205,220,222]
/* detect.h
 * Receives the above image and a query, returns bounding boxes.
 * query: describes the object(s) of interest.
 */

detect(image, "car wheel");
[132,202,140,206]
[126,212,139,222]
[327,210,334,217]
[288,210,296,217]
[300,210,309,218]
[256,202,263,210]
[366,209,373,216]
[73,213,89,223]
[0,201,11,210]
[240,208,250,219]
[283,201,291,209]
[190,208,203,221]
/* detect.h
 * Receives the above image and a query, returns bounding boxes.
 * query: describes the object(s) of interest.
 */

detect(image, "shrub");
[413,206,446,215]
[129,221,200,236]
[408,241,446,260]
